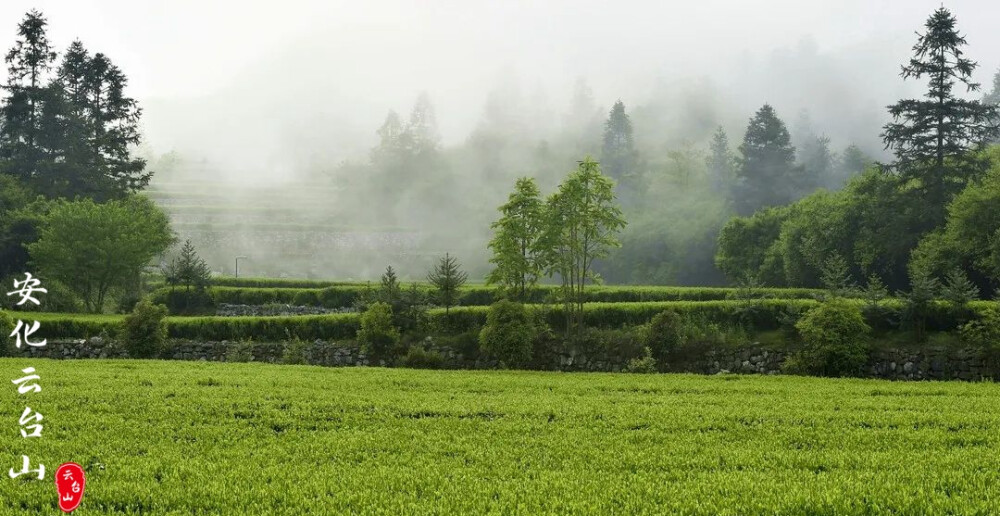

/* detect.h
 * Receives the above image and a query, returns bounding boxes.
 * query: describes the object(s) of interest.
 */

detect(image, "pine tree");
[820,253,855,298]
[487,177,545,301]
[378,265,401,306]
[861,273,889,308]
[82,52,149,197]
[881,7,1000,216]
[406,92,439,155]
[600,100,638,186]
[799,135,833,192]
[834,144,871,187]
[0,10,57,184]
[427,253,468,314]
[734,104,800,215]
[941,267,979,307]
[984,68,1000,143]
[706,126,735,193]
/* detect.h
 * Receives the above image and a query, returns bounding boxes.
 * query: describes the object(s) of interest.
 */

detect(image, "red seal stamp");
[54,463,86,513]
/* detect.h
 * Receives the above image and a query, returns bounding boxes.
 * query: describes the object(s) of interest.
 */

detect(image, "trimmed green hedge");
[149,284,827,311]
[13,299,997,341]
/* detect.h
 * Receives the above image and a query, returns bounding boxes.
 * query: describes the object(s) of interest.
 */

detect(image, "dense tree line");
[717,7,1000,295]
[0,10,175,312]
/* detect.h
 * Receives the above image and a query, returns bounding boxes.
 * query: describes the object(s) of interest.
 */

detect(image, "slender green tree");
[486,177,545,301]
[881,7,1000,218]
[540,157,626,338]
[427,253,468,314]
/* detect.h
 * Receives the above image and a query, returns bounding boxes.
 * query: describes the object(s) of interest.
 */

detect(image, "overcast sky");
[2,0,999,177]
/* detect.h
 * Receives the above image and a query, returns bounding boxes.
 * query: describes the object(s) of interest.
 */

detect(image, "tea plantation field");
[1,359,999,514]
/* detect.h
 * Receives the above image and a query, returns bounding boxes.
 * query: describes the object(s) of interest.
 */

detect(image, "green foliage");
[716,205,791,286]
[163,240,212,291]
[28,196,173,312]
[641,309,749,366]
[719,168,936,293]
[734,104,802,215]
[226,337,254,363]
[911,159,1000,290]
[959,308,1000,351]
[121,298,168,359]
[486,177,545,301]
[1,11,149,200]
[601,100,640,194]
[281,335,310,365]
[820,253,856,298]
[789,298,871,377]
[479,300,534,368]
[642,310,683,362]
[881,7,999,214]
[903,265,941,337]
[941,267,980,308]
[357,302,400,361]
[426,253,467,313]
[625,346,657,374]
[539,157,627,338]
[861,273,890,308]
[0,310,13,356]
[402,346,446,369]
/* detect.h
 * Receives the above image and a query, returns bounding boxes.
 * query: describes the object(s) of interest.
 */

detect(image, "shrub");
[401,347,446,369]
[121,299,168,358]
[356,302,400,362]
[626,347,657,373]
[788,298,871,377]
[0,311,13,356]
[281,335,310,365]
[226,337,254,363]
[641,310,684,362]
[479,300,534,368]
[960,308,1000,351]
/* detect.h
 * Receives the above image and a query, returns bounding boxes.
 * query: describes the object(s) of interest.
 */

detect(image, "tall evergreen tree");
[706,126,735,193]
[799,134,833,191]
[406,91,439,155]
[82,53,149,197]
[881,7,1000,216]
[832,144,871,187]
[0,10,56,184]
[984,67,1000,143]
[734,104,800,215]
[600,100,638,185]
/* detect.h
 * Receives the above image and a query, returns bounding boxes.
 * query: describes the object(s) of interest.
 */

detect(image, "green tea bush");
[787,298,871,377]
[357,302,400,361]
[479,300,533,368]
[156,288,216,315]
[121,299,168,358]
